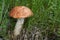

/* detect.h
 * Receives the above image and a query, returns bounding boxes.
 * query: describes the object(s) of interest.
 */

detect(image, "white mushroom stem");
[14,18,24,36]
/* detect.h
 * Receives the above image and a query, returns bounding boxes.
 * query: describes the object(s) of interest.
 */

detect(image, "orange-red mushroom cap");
[10,6,33,18]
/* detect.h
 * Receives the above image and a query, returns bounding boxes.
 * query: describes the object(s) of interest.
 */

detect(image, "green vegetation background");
[0,0,60,40]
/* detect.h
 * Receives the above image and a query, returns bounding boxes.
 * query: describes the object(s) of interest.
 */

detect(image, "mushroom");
[9,6,33,36]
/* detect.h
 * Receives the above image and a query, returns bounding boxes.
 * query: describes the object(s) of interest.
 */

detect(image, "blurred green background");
[0,0,60,40]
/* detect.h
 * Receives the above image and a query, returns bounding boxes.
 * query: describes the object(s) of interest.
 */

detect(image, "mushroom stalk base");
[14,18,24,36]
